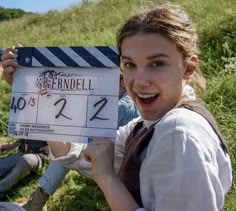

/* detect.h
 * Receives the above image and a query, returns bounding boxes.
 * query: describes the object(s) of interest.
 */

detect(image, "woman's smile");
[136,92,159,106]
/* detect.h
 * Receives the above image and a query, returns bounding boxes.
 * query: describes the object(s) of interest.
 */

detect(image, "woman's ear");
[183,55,198,80]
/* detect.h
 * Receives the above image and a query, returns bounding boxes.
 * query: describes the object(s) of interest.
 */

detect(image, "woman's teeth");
[136,93,159,104]
[137,93,157,98]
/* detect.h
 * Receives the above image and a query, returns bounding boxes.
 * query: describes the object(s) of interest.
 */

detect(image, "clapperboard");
[8,46,120,143]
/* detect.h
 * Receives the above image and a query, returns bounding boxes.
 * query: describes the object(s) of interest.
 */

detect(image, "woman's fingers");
[1,46,19,85]
[83,138,115,182]
[83,153,92,162]
[84,138,114,161]
[16,43,23,47]
[2,61,18,85]
[3,66,15,85]
[1,50,16,62]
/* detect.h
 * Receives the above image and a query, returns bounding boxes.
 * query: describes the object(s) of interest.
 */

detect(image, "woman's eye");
[123,62,135,69]
[151,61,164,67]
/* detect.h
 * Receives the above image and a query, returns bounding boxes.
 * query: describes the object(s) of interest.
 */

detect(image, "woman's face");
[121,33,190,121]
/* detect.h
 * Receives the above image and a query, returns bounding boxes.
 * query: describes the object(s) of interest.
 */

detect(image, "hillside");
[0,0,235,210]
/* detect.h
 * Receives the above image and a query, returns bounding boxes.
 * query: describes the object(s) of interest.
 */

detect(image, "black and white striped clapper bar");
[8,46,120,143]
[15,46,119,67]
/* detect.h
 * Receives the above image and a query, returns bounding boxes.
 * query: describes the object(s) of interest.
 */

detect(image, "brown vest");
[118,100,228,208]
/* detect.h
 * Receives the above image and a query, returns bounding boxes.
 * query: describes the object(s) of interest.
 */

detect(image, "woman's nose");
[133,69,151,88]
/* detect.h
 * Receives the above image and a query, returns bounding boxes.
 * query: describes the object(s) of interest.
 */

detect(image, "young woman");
[1,3,232,211]
[82,3,232,211]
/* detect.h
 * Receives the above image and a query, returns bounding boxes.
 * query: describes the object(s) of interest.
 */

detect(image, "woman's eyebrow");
[120,53,169,60]
[120,56,131,60]
[147,53,169,59]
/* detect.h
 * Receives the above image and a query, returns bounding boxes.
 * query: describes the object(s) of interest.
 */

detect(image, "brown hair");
[116,3,206,96]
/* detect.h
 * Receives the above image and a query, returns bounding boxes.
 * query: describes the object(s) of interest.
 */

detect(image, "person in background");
[1,46,139,210]
[0,48,49,204]
[0,49,46,201]
[0,139,48,200]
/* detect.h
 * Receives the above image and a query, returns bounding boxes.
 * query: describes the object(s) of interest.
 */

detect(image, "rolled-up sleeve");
[49,118,139,176]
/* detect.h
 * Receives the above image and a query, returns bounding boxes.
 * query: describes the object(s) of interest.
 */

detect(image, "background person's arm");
[47,141,71,158]
[0,141,21,152]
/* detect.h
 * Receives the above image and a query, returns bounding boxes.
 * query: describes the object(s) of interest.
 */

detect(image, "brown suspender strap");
[118,121,154,207]
[178,99,228,154]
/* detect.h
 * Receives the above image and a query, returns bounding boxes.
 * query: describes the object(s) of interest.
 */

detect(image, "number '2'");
[90,97,109,121]
[54,98,72,120]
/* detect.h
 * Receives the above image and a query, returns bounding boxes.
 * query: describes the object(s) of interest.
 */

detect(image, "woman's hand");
[83,138,140,211]
[83,138,115,184]
[1,44,22,85]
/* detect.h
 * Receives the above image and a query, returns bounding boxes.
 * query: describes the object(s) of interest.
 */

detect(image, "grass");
[206,72,236,209]
[0,0,235,210]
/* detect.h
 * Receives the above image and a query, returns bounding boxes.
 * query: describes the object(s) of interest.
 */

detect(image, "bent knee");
[18,154,41,169]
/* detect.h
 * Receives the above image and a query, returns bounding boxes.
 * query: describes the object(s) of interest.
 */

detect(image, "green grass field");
[0,0,235,210]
